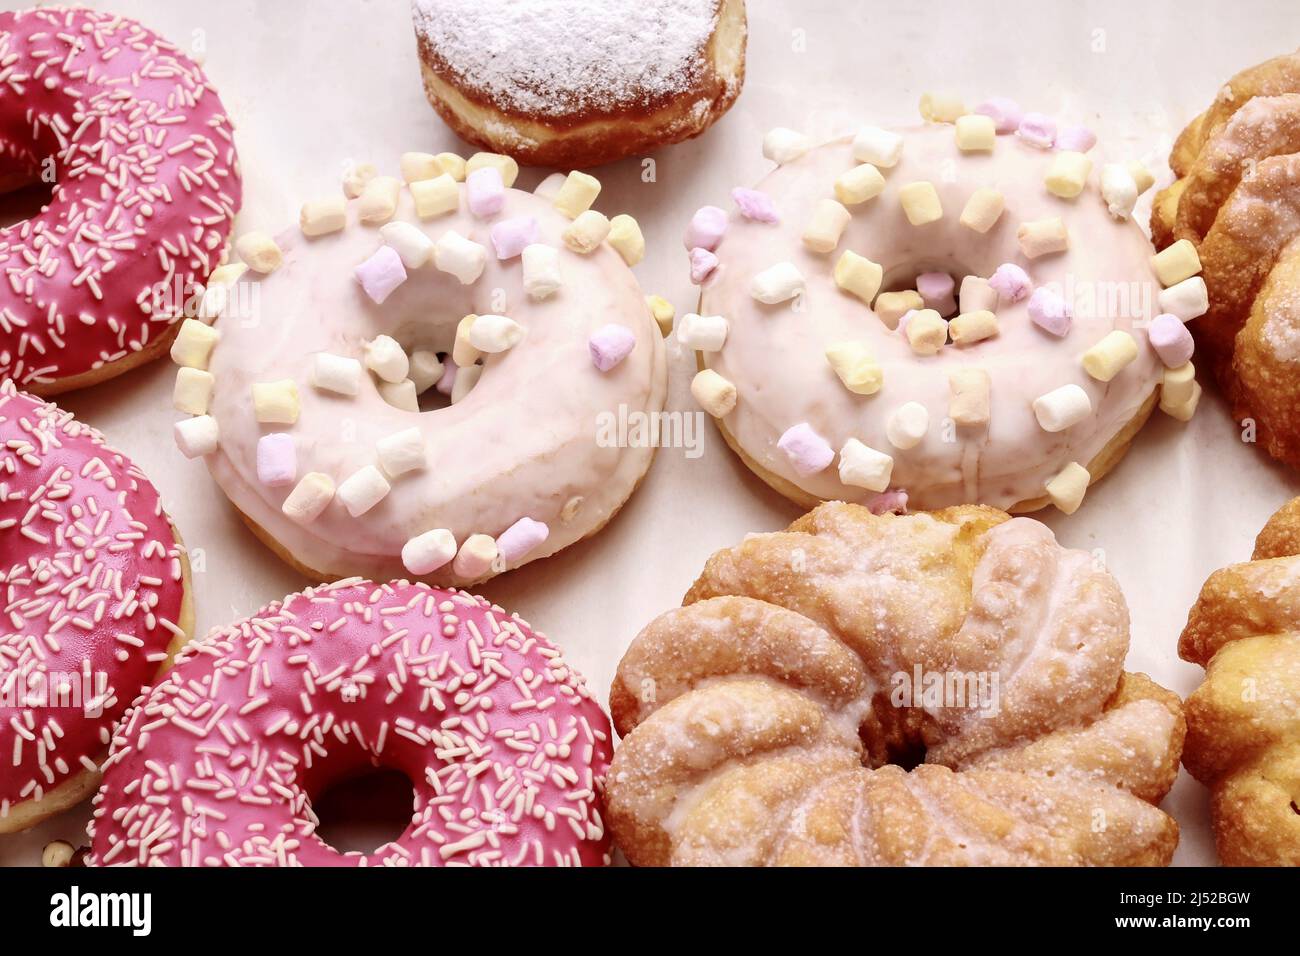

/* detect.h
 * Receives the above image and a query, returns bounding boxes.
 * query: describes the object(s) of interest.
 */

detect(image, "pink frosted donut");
[0,7,241,394]
[87,580,614,867]
[0,379,192,832]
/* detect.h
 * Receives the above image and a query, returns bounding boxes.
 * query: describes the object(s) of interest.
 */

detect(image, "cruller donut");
[0,7,241,394]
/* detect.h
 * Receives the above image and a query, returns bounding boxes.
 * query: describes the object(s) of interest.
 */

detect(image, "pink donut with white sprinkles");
[87,580,615,867]
[0,7,241,394]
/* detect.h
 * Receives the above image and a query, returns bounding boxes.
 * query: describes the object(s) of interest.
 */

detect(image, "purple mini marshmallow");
[588,323,637,371]
[731,187,780,223]
[683,205,728,251]
[1055,125,1097,152]
[435,360,457,396]
[916,272,956,314]
[466,166,505,218]
[690,247,719,284]
[355,245,407,305]
[988,263,1033,302]
[257,433,297,487]
[497,517,550,564]
[777,422,834,476]
[1027,287,1073,336]
[1148,313,1194,367]
[1016,112,1057,149]
[974,97,1023,133]
[490,215,538,259]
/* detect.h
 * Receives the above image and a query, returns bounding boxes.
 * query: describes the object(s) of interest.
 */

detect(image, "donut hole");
[879,261,974,320]
[311,766,416,855]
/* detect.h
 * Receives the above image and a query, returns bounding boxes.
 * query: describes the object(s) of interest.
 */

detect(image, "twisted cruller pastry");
[606,502,1185,866]
[1180,497,1300,865]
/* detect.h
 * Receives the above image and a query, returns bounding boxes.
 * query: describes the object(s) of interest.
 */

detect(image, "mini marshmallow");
[1158,276,1209,321]
[916,271,956,314]
[452,315,482,367]
[343,162,377,199]
[337,465,391,517]
[989,262,1033,302]
[533,172,567,201]
[365,334,410,383]
[763,127,812,164]
[173,367,214,415]
[1100,164,1139,220]
[355,245,407,304]
[906,309,948,355]
[1045,462,1090,515]
[553,170,601,218]
[886,401,929,449]
[376,426,427,477]
[171,318,219,369]
[399,151,443,184]
[497,517,550,564]
[252,379,300,424]
[1162,362,1198,406]
[853,126,903,168]
[647,295,675,336]
[825,341,882,395]
[1149,313,1195,368]
[750,262,805,304]
[256,433,296,487]
[358,175,401,224]
[1127,161,1156,195]
[1027,287,1073,337]
[434,230,487,284]
[684,206,728,251]
[465,152,519,188]
[452,533,498,579]
[435,360,457,396]
[974,97,1023,133]
[1081,330,1139,382]
[1016,113,1056,149]
[522,244,562,299]
[838,439,894,492]
[589,324,637,371]
[300,196,347,237]
[490,216,539,260]
[197,262,248,321]
[778,423,834,476]
[691,368,737,417]
[955,114,996,151]
[802,199,851,253]
[1161,379,1203,422]
[408,350,444,393]
[466,166,505,218]
[402,528,457,576]
[949,369,991,426]
[1018,217,1069,258]
[468,314,525,353]
[948,310,999,345]
[282,472,334,524]
[959,187,1005,233]
[731,187,780,223]
[410,174,459,219]
[875,290,923,329]
[835,164,886,205]
[1151,239,1203,287]
[174,415,219,459]
[676,313,729,352]
[450,364,481,404]
[235,231,282,273]
[899,182,943,225]
[562,210,611,254]
[689,247,719,284]
[608,214,645,266]
[959,276,998,314]
[833,250,883,304]
[312,352,364,395]
[380,221,435,268]
[1045,151,1093,199]
[919,92,966,123]
[1055,125,1096,152]
[1033,383,1092,432]
[868,490,909,515]
[379,378,419,412]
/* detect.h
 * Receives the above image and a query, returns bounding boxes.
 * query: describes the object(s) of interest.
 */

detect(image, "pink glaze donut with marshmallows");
[0,7,241,394]
[87,580,614,867]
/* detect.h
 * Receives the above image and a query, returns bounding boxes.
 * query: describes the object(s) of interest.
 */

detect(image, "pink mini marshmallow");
[1016,112,1057,149]
[916,272,956,314]
[867,489,909,515]
[466,166,505,218]
[777,422,834,476]
[731,187,780,224]
[355,245,407,304]
[490,215,538,259]
[989,263,1033,302]
[1027,287,1073,336]
[497,516,550,564]
[690,247,719,284]
[974,97,1023,133]
[684,205,728,251]
[588,323,636,371]
[256,433,296,487]
[435,359,457,396]
[1148,313,1195,367]
[1055,125,1096,152]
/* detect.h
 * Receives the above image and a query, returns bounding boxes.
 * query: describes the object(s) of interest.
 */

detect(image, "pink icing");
[0,380,186,818]
[87,580,614,867]
[0,8,241,389]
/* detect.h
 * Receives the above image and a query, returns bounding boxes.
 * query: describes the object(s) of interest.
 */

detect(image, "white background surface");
[5,0,1300,866]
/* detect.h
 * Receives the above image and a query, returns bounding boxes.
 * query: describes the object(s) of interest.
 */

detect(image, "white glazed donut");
[690,112,1191,515]
[178,157,666,584]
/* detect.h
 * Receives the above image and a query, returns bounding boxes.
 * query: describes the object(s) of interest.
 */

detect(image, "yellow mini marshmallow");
[955,114,996,151]
[1160,378,1202,421]
[1151,239,1203,287]
[875,290,923,329]
[436,152,467,181]
[1045,151,1093,199]
[838,439,894,492]
[959,187,1005,233]
[252,379,300,424]
[380,378,420,412]
[465,152,518,188]
[899,182,943,225]
[1127,160,1155,194]
[833,250,883,304]
[170,318,219,369]
[1162,362,1197,406]
[825,341,883,395]
[802,199,852,253]
[646,295,675,336]
[1045,462,1090,515]
[920,92,966,123]
[562,210,611,254]
[342,162,377,199]
[452,314,482,367]
[1017,217,1069,257]
[553,171,602,219]
[235,231,282,273]
[358,175,401,224]
[173,367,215,415]
[906,309,948,355]
[409,173,459,219]
[948,309,999,345]
[1081,330,1139,382]
[948,368,991,425]
[300,196,347,237]
[452,533,498,580]
[282,473,335,524]
[608,214,645,266]
[834,164,886,205]
[400,151,444,184]
[691,368,737,417]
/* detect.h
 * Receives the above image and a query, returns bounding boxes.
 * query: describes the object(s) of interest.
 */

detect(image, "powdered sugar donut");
[87,580,614,867]
[0,380,192,832]
[0,7,241,394]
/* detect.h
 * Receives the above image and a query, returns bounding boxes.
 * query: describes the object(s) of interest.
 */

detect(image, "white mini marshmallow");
[534,171,567,201]
[402,528,457,576]
[886,401,929,449]
[377,427,427,477]
[763,127,812,164]
[838,438,894,492]
[853,126,904,168]
[174,415,219,459]
[337,465,391,517]
[434,230,487,284]
[380,221,435,268]
[343,162,377,199]
[197,262,247,321]
[453,314,483,367]
[235,231,282,273]
[408,350,444,393]
[1032,383,1093,432]
[750,262,805,304]
[468,314,526,353]
[1100,164,1139,220]
[451,363,482,403]
[676,313,729,352]
[364,334,409,383]
[1158,276,1209,321]
[522,244,562,300]
[282,473,335,524]
[562,210,611,253]
[378,379,419,412]
[312,352,364,395]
